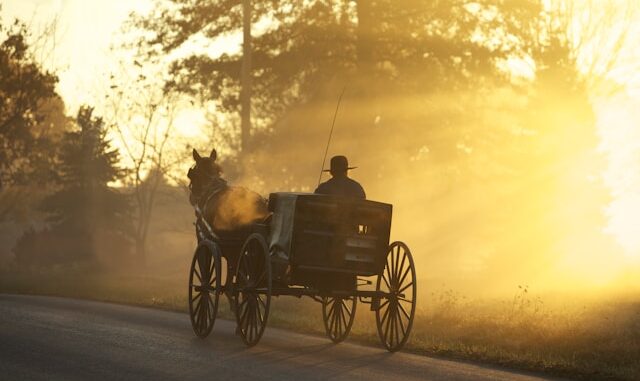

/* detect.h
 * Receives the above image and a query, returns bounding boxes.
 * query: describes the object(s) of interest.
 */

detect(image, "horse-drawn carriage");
[188,190,417,352]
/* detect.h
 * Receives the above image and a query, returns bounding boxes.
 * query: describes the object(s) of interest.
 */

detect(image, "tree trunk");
[240,0,252,154]
[356,0,374,76]
[135,238,146,265]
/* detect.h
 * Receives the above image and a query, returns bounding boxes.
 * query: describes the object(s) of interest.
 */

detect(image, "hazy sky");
[2,0,151,111]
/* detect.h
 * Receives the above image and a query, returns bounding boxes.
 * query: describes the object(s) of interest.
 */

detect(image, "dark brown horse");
[187,148,268,232]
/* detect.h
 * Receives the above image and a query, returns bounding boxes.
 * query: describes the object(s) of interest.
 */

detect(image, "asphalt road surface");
[0,294,565,381]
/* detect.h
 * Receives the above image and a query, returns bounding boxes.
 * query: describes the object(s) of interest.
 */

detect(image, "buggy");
[188,192,416,351]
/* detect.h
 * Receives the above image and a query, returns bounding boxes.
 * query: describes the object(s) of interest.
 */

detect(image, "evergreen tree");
[44,106,128,228]
[15,106,130,266]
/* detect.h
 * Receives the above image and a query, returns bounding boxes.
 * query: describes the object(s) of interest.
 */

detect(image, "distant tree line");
[1,16,131,268]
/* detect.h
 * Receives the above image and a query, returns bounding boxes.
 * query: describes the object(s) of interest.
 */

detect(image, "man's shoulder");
[315,178,333,193]
[345,177,364,188]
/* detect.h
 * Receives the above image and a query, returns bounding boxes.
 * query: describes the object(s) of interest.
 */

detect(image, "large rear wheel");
[234,233,272,347]
[375,241,416,352]
[188,242,221,338]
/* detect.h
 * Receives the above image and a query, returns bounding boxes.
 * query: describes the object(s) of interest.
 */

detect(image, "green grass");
[1,268,639,381]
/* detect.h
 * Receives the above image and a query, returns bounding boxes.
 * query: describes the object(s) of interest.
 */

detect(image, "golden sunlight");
[595,94,640,260]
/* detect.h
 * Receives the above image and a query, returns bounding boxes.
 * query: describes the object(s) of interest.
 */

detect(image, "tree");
[131,0,276,155]
[23,106,131,265]
[102,53,188,264]
[131,1,516,177]
[0,16,60,187]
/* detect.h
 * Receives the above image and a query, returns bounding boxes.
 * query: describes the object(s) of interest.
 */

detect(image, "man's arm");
[357,184,366,199]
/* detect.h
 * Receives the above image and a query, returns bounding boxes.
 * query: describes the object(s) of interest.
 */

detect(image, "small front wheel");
[234,233,272,347]
[375,241,416,352]
[188,242,221,338]
[322,296,357,343]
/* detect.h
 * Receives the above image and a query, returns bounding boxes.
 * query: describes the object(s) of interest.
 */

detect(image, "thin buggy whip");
[317,86,347,187]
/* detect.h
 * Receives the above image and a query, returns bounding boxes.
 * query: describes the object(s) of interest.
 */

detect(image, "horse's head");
[188,148,223,202]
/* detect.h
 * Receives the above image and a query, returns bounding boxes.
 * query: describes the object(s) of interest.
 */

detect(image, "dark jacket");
[314,176,366,199]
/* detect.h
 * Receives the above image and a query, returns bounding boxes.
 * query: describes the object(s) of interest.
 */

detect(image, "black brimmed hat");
[323,155,357,172]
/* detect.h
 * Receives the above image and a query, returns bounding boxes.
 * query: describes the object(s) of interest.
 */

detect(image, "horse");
[187,148,269,232]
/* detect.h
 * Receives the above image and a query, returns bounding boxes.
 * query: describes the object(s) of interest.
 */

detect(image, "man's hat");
[323,155,357,172]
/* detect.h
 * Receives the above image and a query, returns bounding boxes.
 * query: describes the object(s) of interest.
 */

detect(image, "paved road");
[0,294,565,381]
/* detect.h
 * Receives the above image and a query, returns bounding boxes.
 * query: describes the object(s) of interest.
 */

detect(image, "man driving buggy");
[315,155,366,199]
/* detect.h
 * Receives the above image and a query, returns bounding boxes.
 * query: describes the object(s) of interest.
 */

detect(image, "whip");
[317,86,347,187]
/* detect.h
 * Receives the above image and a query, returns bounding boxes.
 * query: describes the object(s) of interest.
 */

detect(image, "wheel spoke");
[339,304,346,337]
[239,296,250,328]
[343,299,352,316]
[244,302,251,339]
[256,298,264,325]
[398,301,411,320]
[396,249,406,283]
[334,303,342,338]
[396,310,403,347]
[258,295,267,311]
[390,305,397,347]
[381,305,391,342]
[393,246,400,283]
[243,301,252,336]
[379,301,390,326]
[388,306,394,346]
[385,255,393,287]
[327,299,337,320]
[254,270,266,287]
[397,308,407,337]
[381,274,392,291]
[339,304,348,334]
[193,293,203,315]
[250,302,258,342]
[209,254,216,278]
[197,296,205,330]
[331,304,339,338]
[398,265,411,290]
[398,280,414,295]
[193,267,202,284]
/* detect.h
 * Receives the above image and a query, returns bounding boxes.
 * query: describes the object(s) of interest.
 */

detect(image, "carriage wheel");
[188,242,221,338]
[375,241,417,352]
[234,233,272,347]
[322,296,357,343]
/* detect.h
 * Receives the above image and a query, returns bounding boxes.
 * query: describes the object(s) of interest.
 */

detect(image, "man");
[315,155,366,199]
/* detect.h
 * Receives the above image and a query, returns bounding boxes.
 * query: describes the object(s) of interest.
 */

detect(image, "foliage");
[0,16,62,187]
[14,107,131,266]
[132,1,523,155]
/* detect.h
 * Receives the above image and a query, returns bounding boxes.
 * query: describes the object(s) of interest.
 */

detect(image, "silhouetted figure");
[315,155,366,199]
